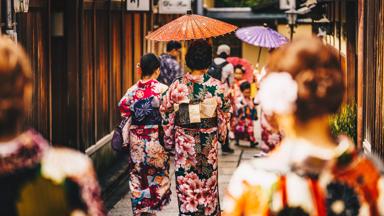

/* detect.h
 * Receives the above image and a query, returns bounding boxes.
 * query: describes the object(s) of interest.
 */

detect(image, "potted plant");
[329,103,357,144]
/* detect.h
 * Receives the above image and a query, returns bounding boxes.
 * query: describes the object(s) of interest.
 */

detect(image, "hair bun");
[267,36,345,122]
[0,36,32,136]
[185,40,212,70]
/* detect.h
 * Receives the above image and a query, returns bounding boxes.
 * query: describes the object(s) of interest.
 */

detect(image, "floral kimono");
[223,137,384,216]
[234,95,257,146]
[259,111,283,153]
[0,130,104,216]
[119,79,171,215]
[229,79,247,136]
[160,73,231,216]
[158,53,184,86]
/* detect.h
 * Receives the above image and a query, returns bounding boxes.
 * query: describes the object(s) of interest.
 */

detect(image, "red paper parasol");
[146,11,238,41]
[226,57,254,82]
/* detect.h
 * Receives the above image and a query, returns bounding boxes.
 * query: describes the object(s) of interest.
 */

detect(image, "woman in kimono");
[160,40,231,216]
[0,36,104,215]
[118,53,171,215]
[254,65,283,154]
[234,81,258,147]
[258,112,283,153]
[230,65,247,141]
[223,37,384,216]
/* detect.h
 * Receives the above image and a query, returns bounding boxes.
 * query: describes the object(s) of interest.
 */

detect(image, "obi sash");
[174,97,218,129]
[131,96,162,125]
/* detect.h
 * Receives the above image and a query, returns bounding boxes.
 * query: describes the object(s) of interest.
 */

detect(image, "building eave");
[205,8,286,22]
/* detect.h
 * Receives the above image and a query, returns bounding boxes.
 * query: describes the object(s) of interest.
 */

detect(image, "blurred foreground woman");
[223,37,384,215]
[0,36,104,216]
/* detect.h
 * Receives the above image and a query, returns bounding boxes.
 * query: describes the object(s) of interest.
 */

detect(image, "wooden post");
[357,0,364,150]
[65,0,81,150]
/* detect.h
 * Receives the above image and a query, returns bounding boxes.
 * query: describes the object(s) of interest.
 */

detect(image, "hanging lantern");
[14,0,29,13]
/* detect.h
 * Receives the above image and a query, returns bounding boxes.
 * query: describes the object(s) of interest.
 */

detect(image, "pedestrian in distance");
[234,81,258,148]
[223,36,384,215]
[230,64,249,146]
[0,36,105,216]
[253,64,283,155]
[158,41,184,86]
[209,44,234,88]
[160,39,231,216]
[208,44,235,154]
[118,53,171,216]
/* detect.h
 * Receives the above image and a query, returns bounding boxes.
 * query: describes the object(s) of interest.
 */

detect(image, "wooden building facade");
[1,0,153,173]
[320,0,384,159]
[320,0,358,103]
[360,0,384,158]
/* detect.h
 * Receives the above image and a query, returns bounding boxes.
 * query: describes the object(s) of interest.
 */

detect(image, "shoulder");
[228,162,279,198]
[207,75,222,85]
[153,82,169,94]
[124,84,138,95]
[334,136,384,174]
[169,76,184,88]
[206,76,226,93]
[41,148,96,184]
[214,57,225,64]
[160,54,176,63]
[223,62,234,70]
[159,53,168,60]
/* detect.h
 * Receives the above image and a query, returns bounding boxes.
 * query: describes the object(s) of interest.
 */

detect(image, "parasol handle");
[257,47,262,63]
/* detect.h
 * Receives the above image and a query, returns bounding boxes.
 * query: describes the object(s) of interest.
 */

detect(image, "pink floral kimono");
[119,79,171,215]
[160,73,231,216]
[260,112,283,152]
[229,79,246,136]
[234,95,257,146]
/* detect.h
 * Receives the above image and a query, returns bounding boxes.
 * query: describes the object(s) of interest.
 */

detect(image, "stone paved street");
[107,141,260,216]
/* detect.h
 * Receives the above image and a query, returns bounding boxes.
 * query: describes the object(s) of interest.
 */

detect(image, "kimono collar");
[253,136,355,177]
[0,130,48,175]
[138,79,158,89]
[282,136,354,176]
[185,73,210,84]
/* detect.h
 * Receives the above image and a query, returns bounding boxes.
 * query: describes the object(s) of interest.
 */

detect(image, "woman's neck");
[142,75,156,82]
[290,116,337,149]
[190,70,206,76]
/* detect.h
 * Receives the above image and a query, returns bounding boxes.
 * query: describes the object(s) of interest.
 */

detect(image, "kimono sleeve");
[118,86,135,118]
[160,82,177,153]
[223,163,271,216]
[217,83,231,143]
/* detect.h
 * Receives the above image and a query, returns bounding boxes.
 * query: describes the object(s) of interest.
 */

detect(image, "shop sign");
[159,0,191,14]
[127,0,151,11]
[14,0,29,13]
[280,0,296,10]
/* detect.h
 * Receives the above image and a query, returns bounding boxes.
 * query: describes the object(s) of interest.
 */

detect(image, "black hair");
[240,81,251,92]
[218,52,228,59]
[234,64,246,74]
[185,40,212,70]
[166,41,182,52]
[140,53,160,77]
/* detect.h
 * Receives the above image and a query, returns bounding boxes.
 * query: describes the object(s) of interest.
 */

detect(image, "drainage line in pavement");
[237,150,244,167]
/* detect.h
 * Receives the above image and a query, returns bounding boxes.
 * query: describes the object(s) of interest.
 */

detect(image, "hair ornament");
[136,63,142,76]
[258,72,298,115]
